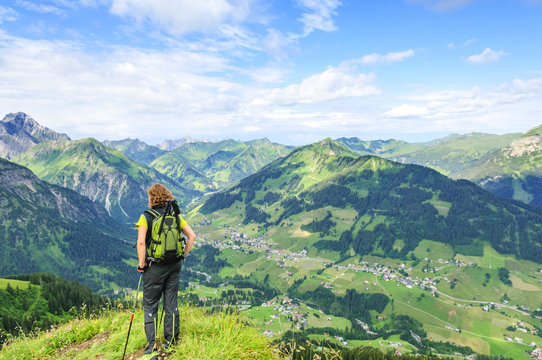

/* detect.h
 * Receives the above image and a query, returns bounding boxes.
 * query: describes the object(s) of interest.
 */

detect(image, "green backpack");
[144,200,185,264]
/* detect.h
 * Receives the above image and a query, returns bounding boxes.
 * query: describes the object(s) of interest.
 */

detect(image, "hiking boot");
[161,341,175,354]
[143,342,156,354]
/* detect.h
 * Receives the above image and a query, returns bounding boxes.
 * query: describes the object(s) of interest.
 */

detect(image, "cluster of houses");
[511,321,538,336]
[193,222,542,356]
[531,347,542,359]
[264,248,309,267]
[260,296,309,332]
[197,226,273,254]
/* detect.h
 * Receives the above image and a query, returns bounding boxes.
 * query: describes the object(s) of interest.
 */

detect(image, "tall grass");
[0,304,279,360]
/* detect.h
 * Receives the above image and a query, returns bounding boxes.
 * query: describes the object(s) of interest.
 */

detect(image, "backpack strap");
[143,209,161,248]
[176,214,183,254]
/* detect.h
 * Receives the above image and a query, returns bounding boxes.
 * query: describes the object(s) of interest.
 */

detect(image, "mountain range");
[199,138,542,263]
[337,130,542,207]
[457,128,542,206]
[13,137,197,224]
[2,112,542,358]
[149,138,293,194]
[0,157,134,291]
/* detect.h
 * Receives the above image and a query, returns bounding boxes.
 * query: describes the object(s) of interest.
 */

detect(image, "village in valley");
[187,222,542,359]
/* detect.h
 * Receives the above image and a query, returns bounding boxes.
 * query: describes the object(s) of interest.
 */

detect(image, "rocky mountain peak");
[0,112,70,159]
[159,136,194,151]
[2,112,36,133]
[505,135,542,157]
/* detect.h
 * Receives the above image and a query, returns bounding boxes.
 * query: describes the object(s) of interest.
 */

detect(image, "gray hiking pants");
[143,260,181,351]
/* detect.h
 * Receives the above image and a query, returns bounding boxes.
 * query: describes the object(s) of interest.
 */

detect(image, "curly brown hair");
[147,184,173,208]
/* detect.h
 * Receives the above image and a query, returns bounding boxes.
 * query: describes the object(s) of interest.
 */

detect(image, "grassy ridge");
[102,138,167,165]
[0,305,278,360]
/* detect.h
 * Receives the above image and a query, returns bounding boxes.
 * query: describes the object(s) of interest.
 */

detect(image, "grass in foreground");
[0,304,279,360]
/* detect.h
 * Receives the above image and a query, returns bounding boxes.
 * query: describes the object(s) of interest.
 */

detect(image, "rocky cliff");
[0,112,70,159]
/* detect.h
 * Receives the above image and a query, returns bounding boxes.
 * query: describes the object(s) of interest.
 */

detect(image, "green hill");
[0,287,452,360]
[0,158,135,291]
[382,132,520,177]
[199,138,542,263]
[523,124,542,138]
[13,138,198,223]
[147,151,215,193]
[337,137,425,157]
[102,138,166,165]
[337,131,542,208]
[0,273,109,345]
[149,138,293,193]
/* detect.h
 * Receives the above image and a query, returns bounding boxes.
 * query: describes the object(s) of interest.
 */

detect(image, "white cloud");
[109,0,252,36]
[250,66,380,107]
[296,0,342,36]
[384,104,429,118]
[0,6,17,23]
[463,38,477,47]
[382,79,542,130]
[448,38,476,49]
[512,78,542,92]
[376,79,542,138]
[359,50,415,65]
[406,0,474,12]
[466,48,505,64]
[246,66,290,83]
[0,32,246,142]
[0,31,381,145]
[15,0,63,14]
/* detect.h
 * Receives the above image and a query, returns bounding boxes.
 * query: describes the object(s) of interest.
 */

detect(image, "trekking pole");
[122,273,143,360]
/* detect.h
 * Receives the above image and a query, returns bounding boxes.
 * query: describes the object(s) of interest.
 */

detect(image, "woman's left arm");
[182,224,196,255]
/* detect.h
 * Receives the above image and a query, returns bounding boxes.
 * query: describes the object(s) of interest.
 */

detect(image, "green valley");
[177,138,542,358]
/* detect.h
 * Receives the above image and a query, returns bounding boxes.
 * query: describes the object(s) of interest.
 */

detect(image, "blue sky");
[0,0,541,145]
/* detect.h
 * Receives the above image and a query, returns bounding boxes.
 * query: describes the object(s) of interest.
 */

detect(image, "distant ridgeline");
[201,139,542,263]
[0,273,109,345]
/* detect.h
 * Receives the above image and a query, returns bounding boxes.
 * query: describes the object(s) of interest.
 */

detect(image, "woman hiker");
[135,183,196,356]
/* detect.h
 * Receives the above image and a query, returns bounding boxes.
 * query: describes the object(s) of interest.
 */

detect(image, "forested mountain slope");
[200,138,542,263]
[0,158,135,290]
